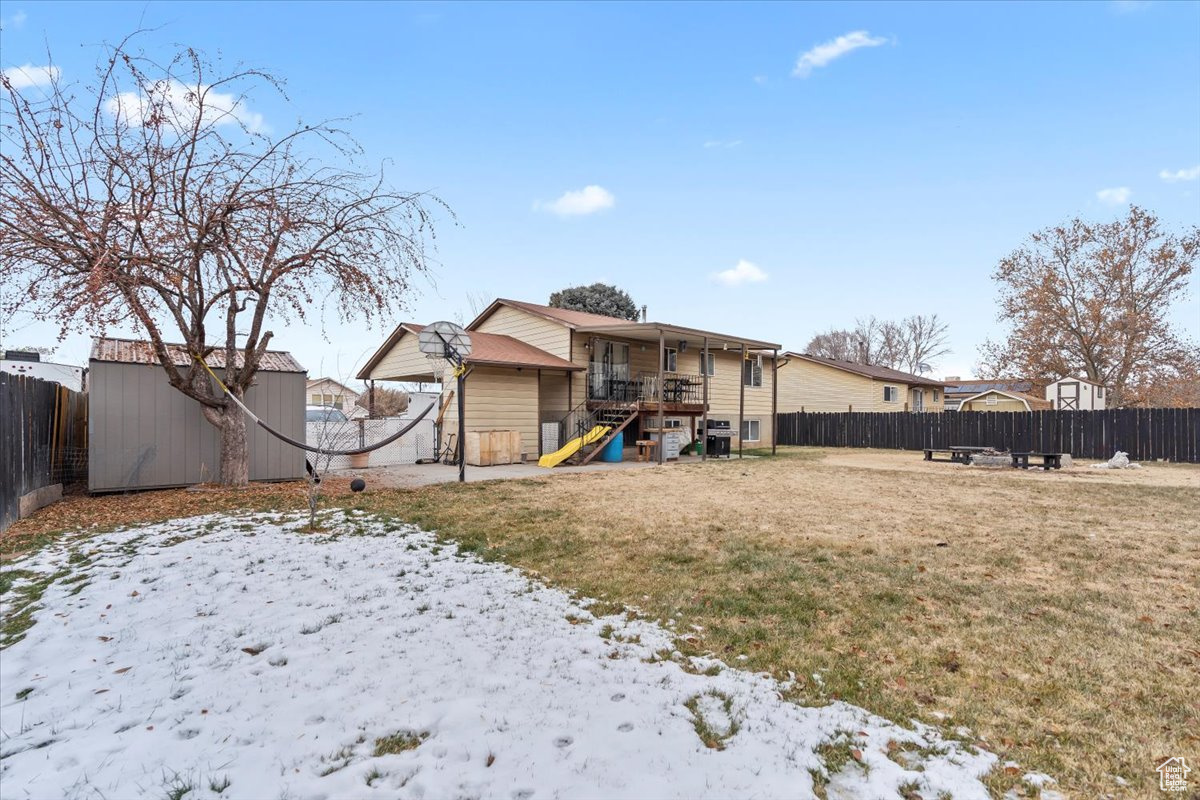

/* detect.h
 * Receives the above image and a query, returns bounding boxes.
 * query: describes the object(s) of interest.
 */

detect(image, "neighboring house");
[942,379,1034,412]
[1,351,85,393]
[306,377,367,419]
[357,298,781,463]
[1045,375,1106,410]
[775,353,946,413]
[957,389,1051,412]
[88,337,305,492]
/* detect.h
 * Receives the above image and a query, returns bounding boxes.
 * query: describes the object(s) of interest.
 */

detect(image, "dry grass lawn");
[4,447,1197,798]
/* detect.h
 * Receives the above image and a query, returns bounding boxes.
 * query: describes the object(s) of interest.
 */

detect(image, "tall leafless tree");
[1,37,446,484]
[804,315,950,374]
[978,206,1198,406]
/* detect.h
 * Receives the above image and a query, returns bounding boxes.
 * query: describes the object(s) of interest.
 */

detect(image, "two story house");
[356,298,781,463]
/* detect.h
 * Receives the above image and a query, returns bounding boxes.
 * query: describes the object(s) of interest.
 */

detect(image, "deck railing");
[587,367,704,405]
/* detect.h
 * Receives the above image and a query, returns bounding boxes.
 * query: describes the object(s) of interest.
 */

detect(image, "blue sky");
[3,0,1199,382]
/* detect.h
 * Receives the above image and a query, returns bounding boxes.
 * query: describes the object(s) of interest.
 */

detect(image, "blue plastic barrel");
[598,431,624,462]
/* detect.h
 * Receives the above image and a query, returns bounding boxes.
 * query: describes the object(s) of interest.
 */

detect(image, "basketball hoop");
[417,321,472,483]
[418,321,472,366]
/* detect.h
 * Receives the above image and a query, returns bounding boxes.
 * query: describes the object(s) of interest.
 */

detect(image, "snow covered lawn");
[1,512,998,799]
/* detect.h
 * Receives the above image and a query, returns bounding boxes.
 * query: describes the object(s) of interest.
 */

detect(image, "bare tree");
[1,37,445,484]
[900,314,950,375]
[804,315,951,374]
[803,327,858,361]
[978,206,1198,406]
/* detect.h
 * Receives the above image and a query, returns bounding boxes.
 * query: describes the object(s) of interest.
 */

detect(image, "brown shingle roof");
[356,323,582,380]
[90,337,305,373]
[782,352,947,387]
[472,298,637,330]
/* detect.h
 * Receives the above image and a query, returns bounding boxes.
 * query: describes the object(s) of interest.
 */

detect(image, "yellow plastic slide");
[538,425,611,468]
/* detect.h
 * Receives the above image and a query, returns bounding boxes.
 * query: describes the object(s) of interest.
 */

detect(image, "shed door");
[1057,382,1079,410]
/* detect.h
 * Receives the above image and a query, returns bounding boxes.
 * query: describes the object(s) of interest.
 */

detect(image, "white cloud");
[753,75,768,85]
[712,259,769,287]
[1159,165,1200,182]
[3,9,28,28]
[1,63,60,89]
[703,139,742,149]
[1096,187,1131,205]
[537,185,615,217]
[792,30,888,78]
[105,79,267,134]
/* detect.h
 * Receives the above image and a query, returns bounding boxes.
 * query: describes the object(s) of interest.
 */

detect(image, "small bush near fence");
[305,416,436,470]
[1,373,88,532]
[775,408,1200,463]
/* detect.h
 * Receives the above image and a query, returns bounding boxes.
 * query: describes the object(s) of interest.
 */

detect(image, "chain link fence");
[305,416,437,471]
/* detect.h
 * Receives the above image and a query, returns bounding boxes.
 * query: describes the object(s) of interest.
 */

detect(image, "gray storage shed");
[88,338,306,492]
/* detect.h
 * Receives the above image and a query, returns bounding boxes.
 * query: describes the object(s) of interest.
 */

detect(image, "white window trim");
[700,352,715,376]
[740,419,760,442]
[664,347,678,373]
[883,385,899,403]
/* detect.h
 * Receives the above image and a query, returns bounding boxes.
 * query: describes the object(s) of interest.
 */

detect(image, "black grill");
[701,419,732,458]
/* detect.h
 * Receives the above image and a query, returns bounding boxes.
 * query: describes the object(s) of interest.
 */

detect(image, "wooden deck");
[586,400,707,416]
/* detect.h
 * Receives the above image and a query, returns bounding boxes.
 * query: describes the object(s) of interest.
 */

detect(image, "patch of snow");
[1,512,999,799]
[1091,451,1141,469]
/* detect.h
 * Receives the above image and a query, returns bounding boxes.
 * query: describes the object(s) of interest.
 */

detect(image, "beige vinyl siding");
[960,393,1030,412]
[538,370,571,433]
[703,348,775,448]
[440,366,539,461]
[776,358,944,413]
[365,329,443,383]
[474,305,571,360]
[777,358,880,412]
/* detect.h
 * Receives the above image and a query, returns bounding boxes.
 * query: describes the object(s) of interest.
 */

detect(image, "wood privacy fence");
[775,408,1200,463]
[1,373,88,532]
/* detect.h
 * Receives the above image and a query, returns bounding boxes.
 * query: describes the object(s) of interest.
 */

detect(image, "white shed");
[1045,376,1106,410]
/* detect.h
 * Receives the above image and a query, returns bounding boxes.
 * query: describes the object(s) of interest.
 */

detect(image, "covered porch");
[572,321,781,465]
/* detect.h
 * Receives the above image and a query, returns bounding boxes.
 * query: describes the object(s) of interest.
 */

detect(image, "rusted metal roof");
[90,337,306,373]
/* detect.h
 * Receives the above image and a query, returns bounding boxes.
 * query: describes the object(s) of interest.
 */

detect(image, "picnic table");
[1009,452,1064,470]
[923,446,989,464]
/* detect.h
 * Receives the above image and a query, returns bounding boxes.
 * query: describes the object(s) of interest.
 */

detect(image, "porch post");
[368,379,375,418]
[657,328,665,464]
[771,348,778,456]
[738,343,746,459]
[701,336,709,462]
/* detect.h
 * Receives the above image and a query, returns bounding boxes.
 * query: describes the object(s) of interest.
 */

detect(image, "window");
[883,386,898,402]
[742,358,762,387]
[1097,386,1104,399]
[740,419,760,441]
[310,392,343,407]
[664,347,678,373]
[933,389,939,402]
[700,352,715,376]
[985,395,998,405]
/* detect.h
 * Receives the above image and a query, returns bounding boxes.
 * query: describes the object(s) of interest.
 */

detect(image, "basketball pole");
[456,360,466,483]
